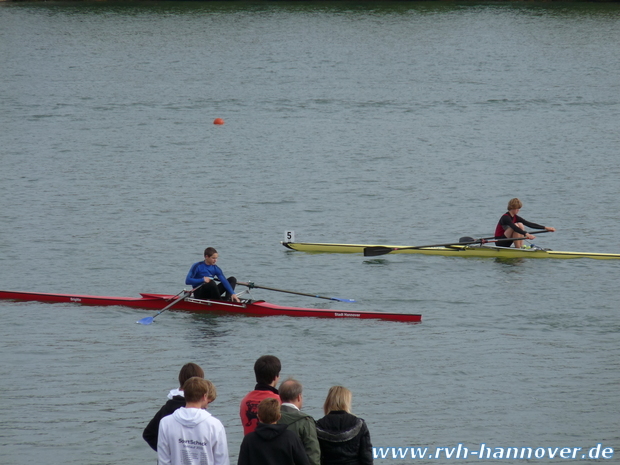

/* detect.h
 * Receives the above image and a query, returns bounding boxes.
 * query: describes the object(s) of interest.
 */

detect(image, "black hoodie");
[142,395,186,451]
[316,411,373,465]
[238,423,310,465]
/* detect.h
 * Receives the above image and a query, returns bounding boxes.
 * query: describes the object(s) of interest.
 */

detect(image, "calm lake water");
[1,1,619,464]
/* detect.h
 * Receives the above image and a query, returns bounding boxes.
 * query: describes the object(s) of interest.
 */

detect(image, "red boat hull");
[0,290,421,323]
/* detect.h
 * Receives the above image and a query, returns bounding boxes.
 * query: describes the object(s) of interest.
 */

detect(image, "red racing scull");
[0,290,421,323]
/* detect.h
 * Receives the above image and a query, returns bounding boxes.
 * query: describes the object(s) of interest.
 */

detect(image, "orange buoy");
[213,118,225,125]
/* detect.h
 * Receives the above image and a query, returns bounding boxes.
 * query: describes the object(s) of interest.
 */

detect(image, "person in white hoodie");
[143,362,205,451]
[158,377,230,465]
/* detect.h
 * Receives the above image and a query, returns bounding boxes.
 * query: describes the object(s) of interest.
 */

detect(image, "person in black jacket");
[142,362,205,451]
[238,398,309,465]
[316,386,373,465]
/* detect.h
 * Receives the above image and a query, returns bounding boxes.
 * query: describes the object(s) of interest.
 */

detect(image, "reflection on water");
[188,314,235,341]
[494,257,527,267]
[362,258,392,266]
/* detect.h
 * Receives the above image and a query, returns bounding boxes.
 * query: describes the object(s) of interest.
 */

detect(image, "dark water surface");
[1,2,619,464]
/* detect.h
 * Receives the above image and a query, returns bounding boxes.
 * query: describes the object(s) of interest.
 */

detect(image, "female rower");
[495,198,555,248]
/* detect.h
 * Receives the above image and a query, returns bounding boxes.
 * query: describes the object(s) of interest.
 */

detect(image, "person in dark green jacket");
[278,378,321,465]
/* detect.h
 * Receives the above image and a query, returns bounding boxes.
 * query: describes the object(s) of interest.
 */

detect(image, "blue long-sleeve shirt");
[185,261,235,296]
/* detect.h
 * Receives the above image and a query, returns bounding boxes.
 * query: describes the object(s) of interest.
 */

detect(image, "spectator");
[316,386,373,465]
[143,362,204,451]
[277,378,320,465]
[239,355,281,435]
[238,398,309,465]
[158,377,229,465]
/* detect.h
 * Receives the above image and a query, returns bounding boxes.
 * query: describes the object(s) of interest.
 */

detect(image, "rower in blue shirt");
[186,247,240,302]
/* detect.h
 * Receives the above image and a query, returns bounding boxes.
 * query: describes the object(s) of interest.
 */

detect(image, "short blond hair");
[182,377,217,403]
[323,385,352,415]
[507,198,522,210]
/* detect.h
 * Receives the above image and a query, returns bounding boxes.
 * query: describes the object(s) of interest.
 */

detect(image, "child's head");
[182,377,216,403]
[257,398,280,424]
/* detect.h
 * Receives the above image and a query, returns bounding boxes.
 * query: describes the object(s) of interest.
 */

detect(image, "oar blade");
[136,316,155,325]
[363,247,394,257]
[331,297,357,303]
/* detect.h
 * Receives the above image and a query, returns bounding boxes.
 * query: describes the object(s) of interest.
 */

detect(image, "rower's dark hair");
[178,362,204,388]
[279,378,303,403]
[254,355,281,385]
[204,247,218,257]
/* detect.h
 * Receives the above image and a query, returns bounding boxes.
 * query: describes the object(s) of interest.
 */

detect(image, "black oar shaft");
[237,281,355,303]
[363,231,550,257]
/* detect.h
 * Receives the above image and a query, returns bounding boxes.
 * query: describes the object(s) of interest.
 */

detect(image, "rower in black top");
[495,198,555,248]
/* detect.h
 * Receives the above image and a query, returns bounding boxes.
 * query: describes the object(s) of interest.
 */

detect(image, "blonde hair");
[323,385,352,415]
[507,198,523,211]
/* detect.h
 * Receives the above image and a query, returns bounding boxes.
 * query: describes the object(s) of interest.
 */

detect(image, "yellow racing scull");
[282,241,620,260]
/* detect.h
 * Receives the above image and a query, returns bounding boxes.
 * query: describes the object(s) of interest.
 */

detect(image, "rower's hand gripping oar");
[136,283,206,325]
[363,231,551,257]
[237,281,356,303]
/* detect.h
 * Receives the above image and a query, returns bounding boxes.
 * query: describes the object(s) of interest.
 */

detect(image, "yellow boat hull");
[282,242,620,260]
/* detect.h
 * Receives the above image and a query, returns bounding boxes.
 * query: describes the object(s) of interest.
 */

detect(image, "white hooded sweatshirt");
[167,388,184,400]
[157,407,229,465]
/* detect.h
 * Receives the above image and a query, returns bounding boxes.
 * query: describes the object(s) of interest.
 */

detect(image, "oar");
[363,231,550,257]
[237,281,356,303]
[136,283,205,325]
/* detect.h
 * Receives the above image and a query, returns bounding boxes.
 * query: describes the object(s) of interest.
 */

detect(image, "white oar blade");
[136,316,154,325]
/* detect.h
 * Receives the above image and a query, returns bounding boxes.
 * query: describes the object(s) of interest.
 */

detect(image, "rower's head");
[254,355,281,386]
[178,362,204,388]
[507,198,522,212]
[204,247,218,265]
